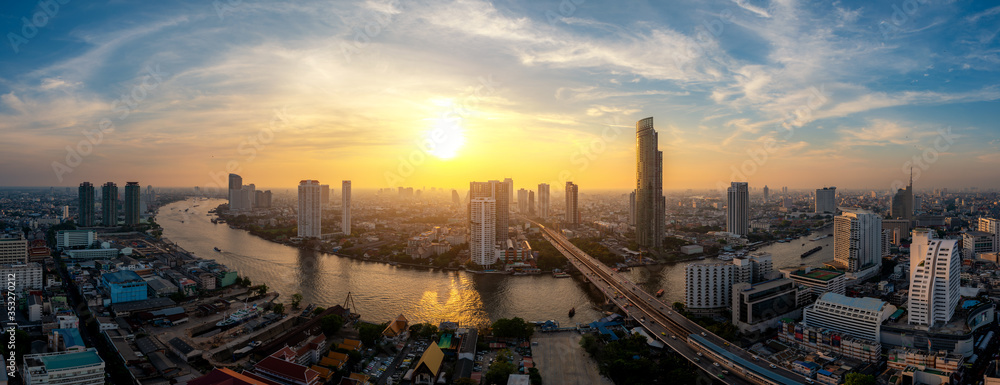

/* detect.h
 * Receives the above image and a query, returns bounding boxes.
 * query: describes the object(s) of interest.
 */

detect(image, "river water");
[158,198,834,326]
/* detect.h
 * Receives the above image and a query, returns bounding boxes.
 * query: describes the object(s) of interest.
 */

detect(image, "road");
[536,222,809,385]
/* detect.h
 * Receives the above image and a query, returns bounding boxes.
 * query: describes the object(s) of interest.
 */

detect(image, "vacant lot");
[532,332,614,385]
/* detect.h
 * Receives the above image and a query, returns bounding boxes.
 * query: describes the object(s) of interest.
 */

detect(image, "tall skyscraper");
[470,197,497,266]
[565,182,579,228]
[101,182,118,226]
[628,190,636,227]
[517,188,529,213]
[321,184,330,207]
[727,182,749,236]
[815,187,837,214]
[124,182,141,226]
[503,178,514,212]
[342,180,351,235]
[908,228,960,326]
[891,171,914,221]
[78,182,95,227]
[635,117,665,249]
[452,189,460,207]
[537,183,550,219]
[228,173,243,210]
[763,185,769,202]
[833,210,882,276]
[528,191,535,216]
[782,186,788,194]
[470,181,508,242]
[297,180,322,238]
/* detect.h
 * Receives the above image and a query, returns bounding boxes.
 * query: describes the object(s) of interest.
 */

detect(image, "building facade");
[101,182,118,226]
[537,183,550,219]
[727,182,749,236]
[470,197,497,266]
[124,181,141,226]
[101,270,148,303]
[0,262,43,292]
[803,292,894,342]
[908,229,960,326]
[815,187,836,214]
[635,117,665,250]
[565,182,579,228]
[23,348,105,385]
[342,180,352,235]
[297,180,322,238]
[732,278,804,333]
[470,180,508,242]
[833,210,882,276]
[78,182,95,227]
[684,262,734,313]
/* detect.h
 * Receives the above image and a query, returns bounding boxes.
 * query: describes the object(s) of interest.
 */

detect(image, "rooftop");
[791,268,844,282]
[101,270,143,283]
[26,349,104,371]
[817,292,885,313]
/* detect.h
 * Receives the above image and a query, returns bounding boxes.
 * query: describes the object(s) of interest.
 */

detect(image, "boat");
[552,269,570,278]
[801,246,822,258]
[217,304,262,328]
[568,307,576,318]
[214,247,221,252]
[656,289,664,297]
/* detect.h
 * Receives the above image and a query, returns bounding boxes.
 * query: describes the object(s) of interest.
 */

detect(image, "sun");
[426,118,466,160]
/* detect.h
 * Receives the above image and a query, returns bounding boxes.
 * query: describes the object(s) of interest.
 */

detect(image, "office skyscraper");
[565,182,579,228]
[635,117,665,249]
[452,189,460,207]
[833,210,882,275]
[537,183,550,219]
[321,184,330,207]
[470,180,508,242]
[101,182,118,226]
[628,190,636,227]
[228,173,243,210]
[763,185,769,202]
[517,188,528,213]
[908,228,960,326]
[342,180,351,235]
[815,187,837,214]
[297,180,322,238]
[124,182,141,226]
[78,182,95,227]
[891,171,914,221]
[727,182,749,236]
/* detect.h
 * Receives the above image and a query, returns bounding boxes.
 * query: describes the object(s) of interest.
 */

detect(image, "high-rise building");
[908,229,960,326]
[321,184,330,206]
[732,278,804,333]
[470,180,508,242]
[763,185,769,202]
[517,188,528,213]
[815,187,837,214]
[537,183,550,219]
[228,173,243,210]
[635,117,665,250]
[528,191,535,216]
[727,182,749,236]
[833,210,883,277]
[78,182,95,227]
[262,190,272,208]
[297,180,322,238]
[503,178,514,212]
[452,189,460,207]
[124,182,141,226]
[342,180,352,235]
[979,218,1000,253]
[0,236,28,265]
[803,293,895,342]
[782,186,788,194]
[565,182,579,228]
[891,174,914,221]
[470,197,497,266]
[685,262,734,313]
[101,182,118,226]
[628,190,636,227]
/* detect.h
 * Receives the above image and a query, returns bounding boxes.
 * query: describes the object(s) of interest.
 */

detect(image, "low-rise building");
[784,267,845,297]
[803,292,895,342]
[731,278,806,333]
[101,270,148,304]
[777,320,882,362]
[0,262,43,292]
[22,348,105,385]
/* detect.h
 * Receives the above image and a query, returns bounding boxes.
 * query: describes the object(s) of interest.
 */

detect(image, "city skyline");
[1,1,999,190]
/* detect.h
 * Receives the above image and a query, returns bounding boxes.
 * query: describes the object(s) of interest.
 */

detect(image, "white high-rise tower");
[833,210,882,277]
[297,180,322,238]
[908,228,960,326]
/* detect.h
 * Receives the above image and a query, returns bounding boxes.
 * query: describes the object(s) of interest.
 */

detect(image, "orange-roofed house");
[382,314,409,345]
[189,368,282,385]
[338,338,362,351]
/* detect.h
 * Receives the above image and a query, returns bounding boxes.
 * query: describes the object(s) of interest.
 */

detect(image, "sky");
[1,0,999,192]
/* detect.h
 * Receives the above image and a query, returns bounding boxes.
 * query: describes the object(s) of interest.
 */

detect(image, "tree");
[484,350,517,385]
[291,293,303,309]
[491,317,533,339]
[844,373,876,385]
[320,314,344,336]
[313,307,326,316]
[272,303,285,315]
[527,367,542,385]
[672,302,685,312]
[357,322,387,346]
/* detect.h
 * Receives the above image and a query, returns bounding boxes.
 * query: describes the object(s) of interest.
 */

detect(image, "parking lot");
[531,332,613,385]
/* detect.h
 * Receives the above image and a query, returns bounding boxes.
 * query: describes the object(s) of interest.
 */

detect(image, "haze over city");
[2,0,999,190]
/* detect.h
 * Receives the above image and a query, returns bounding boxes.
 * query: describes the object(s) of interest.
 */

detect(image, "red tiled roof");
[254,356,319,384]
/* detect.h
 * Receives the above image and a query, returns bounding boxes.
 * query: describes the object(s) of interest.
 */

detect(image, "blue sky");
[1,0,998,191]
